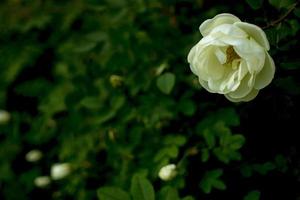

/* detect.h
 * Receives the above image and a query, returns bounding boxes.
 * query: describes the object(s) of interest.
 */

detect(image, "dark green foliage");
[0,0,300,200]
[244,190,261,200]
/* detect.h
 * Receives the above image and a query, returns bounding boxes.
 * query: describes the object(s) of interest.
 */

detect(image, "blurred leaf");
[197,108,239,132]
[253,162,276,175]
[274,154,288,172]
[164,135,187,146]
[246,0,264,9]
[131,174,155,200]
[200,169,226,194]
[86,31,108,42]
[201,148,210,162]
[159,186,180,200]
[203,129,216,149]
[244,190,261,200]
[15,79,51,97]
[156,73,176,94]
[178,99,196,116]
[229,135,246,150]
[268,0,295,9]
[73,41,97,53]
[294,8,300,17]
[80,97,101,109]
[97,187,130,200]
[38,83,73,116]
[181,196,195,200]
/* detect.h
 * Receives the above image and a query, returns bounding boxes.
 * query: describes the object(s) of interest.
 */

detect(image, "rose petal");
[254,53,275,90]
[225,89,259,102]
[238,60,248,81]
[199,79,216,93]
[233,38,265,73]
[199,13,241,36]
[188,45,199,75]
[234,22,270,50]
[210,24,247,38]
[214,47,227,64]
[206,47,224,80]
[227,73,253,99]
[199,34,227,47]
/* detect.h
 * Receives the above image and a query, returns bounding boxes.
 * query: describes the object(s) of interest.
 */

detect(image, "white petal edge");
[233,38,265,73]
[234,22,270,50]
[227,73,253,99]
[199,13,241,37]
[254,53,275,90]
[225,89,259,102]
[199,79,216,93]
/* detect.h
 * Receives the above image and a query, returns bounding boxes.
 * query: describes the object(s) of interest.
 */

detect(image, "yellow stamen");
[225,46,240,65]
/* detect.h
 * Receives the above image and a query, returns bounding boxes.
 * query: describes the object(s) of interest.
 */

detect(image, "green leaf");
[246,0,264,9]
[218,108,240,126]
[253,162,276,175]
[200,178,211,194]
[178,99,196,116]
[201,148,210,162]
[274,154,288,172]
[80,97,101,109]
[294,8,300,17]
[244,190,261,200]
[268,0,295,9]
[212,179,226,190]
[15,79,51,97]
[213,146,242,164]
[182,196,195,200]
[197,108,239,132]
[130,174,155,200]
[86,31,108,42]
[97,187,131,200]
[164,135,187,146]
[156,72,176,94]
[229,134,246,150]
[159,186,180,200]
[73,41,97,53]
[209,169,223,179]
[203,129,216,149]
[200,169,225,194]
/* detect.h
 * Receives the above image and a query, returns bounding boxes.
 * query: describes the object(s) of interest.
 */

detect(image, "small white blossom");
[25,150,43,162]
[51,163,71,180]
[34,176,51,188]
[0,110,10,124]
[158,164,177,181]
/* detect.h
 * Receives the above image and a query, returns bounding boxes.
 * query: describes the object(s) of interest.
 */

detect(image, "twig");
[263,0,300,29]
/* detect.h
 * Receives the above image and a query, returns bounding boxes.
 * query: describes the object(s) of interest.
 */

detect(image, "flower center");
[225,46,240,65]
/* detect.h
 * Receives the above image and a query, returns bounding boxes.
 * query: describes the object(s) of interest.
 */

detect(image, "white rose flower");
[25,149,43,162]
[158,164,177,181]
[51,163,71,180]
[34,176,51,188]
[188,13,275,102]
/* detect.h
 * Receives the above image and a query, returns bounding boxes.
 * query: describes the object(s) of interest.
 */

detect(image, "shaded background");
[1,0,300,199]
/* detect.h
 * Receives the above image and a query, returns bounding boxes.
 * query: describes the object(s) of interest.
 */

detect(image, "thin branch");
[263,0,300,29]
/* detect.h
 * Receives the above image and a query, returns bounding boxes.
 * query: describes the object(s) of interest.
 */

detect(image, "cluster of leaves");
[0,0,300,200]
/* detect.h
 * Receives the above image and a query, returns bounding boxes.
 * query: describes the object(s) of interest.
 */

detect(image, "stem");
[263,0,300,29]
[176,146,199,169]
